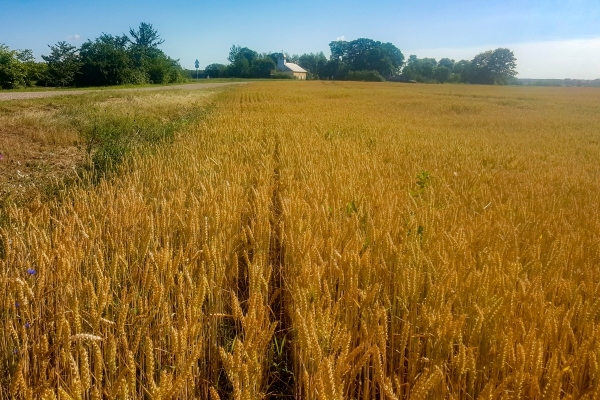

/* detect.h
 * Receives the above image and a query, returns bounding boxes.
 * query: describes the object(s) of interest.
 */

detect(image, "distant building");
[276,53,307,80]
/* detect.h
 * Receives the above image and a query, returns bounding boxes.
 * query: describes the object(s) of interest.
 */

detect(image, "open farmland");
[2,81,600,399]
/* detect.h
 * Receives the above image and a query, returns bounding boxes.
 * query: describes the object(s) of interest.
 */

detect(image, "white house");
[276,53,307,80]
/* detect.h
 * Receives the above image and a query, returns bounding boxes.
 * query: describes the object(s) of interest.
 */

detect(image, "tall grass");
[0,89,216,212]
[2,82,600,399]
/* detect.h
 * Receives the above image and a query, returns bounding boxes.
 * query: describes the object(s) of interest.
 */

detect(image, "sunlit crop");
[2,81,600,399]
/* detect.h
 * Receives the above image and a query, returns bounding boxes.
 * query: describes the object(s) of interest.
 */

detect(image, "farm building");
[277,53,307,80]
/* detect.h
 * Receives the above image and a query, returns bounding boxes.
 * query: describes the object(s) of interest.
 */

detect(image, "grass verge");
[0,87,221,220]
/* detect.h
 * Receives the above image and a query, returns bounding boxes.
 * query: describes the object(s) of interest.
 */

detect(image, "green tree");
[401,55,419,80]
[251,57,275,78]
[129,22,164,49]
[433,66,451,83]
[347,70,384,81]
[402,56,437,81]
[453,59,470,74]
[438,58,455,70]
[78,34,133,86]
[42,41,81,87]
[379,42,405,75]
[488,48,517,84]
[469,48,517,85]
[328,38,404,77]
[285,53,300,64]
[470,50,496,84]
[127,22,184,84]
[227,45,242,63]
[28,62,49,86]
[420,59,436,80]
[228,45,258,64]
[205,63,227,78]
[225,58,250,78]
[453,60,471,82]
[268,52,280,65]
[15,49,46,87]
[225,45,261,78]
[329,40,348,61]
[321,58,349,80]
[0,44,27,88]
[129,24,160,71]
[298,52,328,79]
[146,53,185,84]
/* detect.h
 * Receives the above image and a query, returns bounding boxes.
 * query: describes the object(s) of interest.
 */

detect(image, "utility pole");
[195,59,199,79]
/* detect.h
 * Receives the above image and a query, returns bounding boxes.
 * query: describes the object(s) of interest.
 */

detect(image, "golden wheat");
[2,82,600,399]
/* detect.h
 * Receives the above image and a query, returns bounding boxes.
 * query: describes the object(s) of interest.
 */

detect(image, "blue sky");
[1,0,599,79]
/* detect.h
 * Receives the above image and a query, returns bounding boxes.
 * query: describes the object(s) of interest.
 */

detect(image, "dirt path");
[0,82,247,101]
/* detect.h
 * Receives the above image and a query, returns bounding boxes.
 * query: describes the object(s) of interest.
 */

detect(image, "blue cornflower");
[25,322,30,329]
[26,269,36,276]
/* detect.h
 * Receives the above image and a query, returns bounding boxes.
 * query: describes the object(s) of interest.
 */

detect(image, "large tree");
[433,66,451,83]
[0,44,26,89]
[225,46,259,77]
[328,38,404,77]
[438,58,455,70]
[227,58,251,78]
[469,48,517,85]
[205,63,227,78]
[251,56,276,78]
[228,45,258,65]
[126,23,185,84]
[78,34,133,86]
[298,52,328,79]
[453,60,471,82]
[129,22,164,49]
[15,49,46,87]
[225,46,280,78]
[42,41,81,87]
[321,58,349,80]
[134,50,184,84]
[402,56,437,81]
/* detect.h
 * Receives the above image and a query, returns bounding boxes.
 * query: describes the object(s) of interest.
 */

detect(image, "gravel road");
[0,82,247,101]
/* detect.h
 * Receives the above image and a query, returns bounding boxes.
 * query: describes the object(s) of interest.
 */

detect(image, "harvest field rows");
[2,81,600,399]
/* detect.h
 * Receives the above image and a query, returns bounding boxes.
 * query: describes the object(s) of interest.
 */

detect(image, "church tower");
[277,53,286,70]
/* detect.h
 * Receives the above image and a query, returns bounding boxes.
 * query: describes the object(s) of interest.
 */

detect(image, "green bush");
[0,44,26,89]
[271,71,295,79]
[346,70,384,82]
[69,98,207,176]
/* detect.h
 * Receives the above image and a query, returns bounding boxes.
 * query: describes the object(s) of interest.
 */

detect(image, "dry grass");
[1,81,600,399]
[0,89,215,208]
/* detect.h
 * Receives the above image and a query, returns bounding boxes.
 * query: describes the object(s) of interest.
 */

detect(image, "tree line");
[517,78,600,87]
[204,46,281,79]
[205,39,517,85]
[2,25,519,89]
[400,48,518,84]
[205,39,406,81]
[0,23,185,89]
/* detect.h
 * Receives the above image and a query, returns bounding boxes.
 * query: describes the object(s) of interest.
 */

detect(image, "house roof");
[283,63,307,73]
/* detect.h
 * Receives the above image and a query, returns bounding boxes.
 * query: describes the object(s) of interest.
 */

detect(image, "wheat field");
[2,81,600,399]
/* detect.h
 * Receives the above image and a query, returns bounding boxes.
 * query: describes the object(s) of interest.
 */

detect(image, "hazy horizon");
[1,0,599,80]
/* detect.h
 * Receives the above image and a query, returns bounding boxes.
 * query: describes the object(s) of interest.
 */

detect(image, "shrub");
[0,44,26,89]
[346,70,384,82]
[271,71,295,79]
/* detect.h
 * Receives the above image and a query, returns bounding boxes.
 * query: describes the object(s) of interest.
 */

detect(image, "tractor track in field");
[266,135,295,398]
[0,82,248,102]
